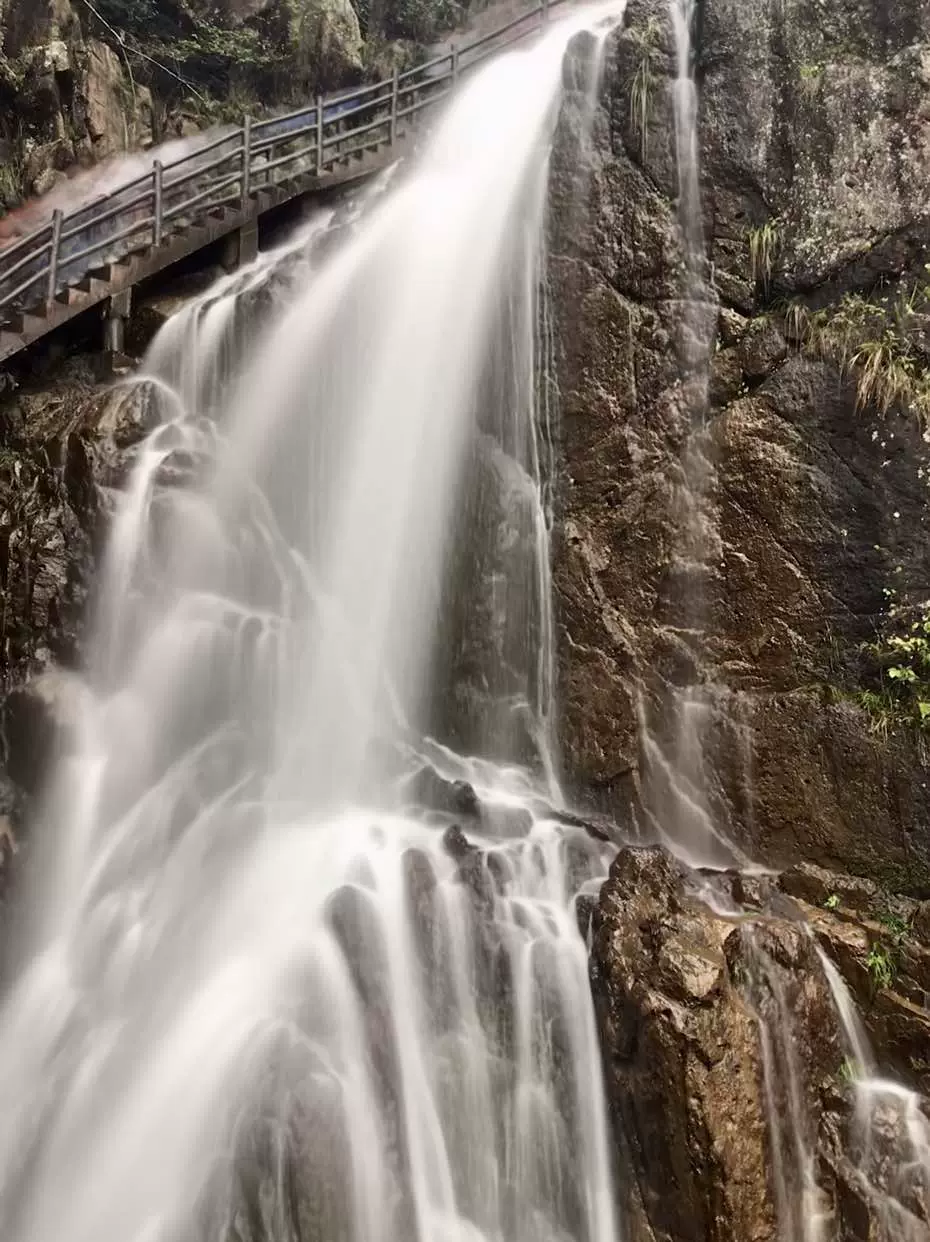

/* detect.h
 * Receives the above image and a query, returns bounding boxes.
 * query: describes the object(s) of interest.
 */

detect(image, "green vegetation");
[628,18,662,161]
[366,0,464,42]
[837,1055,860,1085]
[798,62,824,101]
[785,280,930,429]
[857,603,930,737]
[866,941,897,991]
[864,903,914,995]
[748,220,780,292]
[87,0,350,102]
[878,908,913,944]
[824,893,841,911]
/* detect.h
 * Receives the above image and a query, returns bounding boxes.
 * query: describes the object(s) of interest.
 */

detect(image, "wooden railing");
[0,0,568,318]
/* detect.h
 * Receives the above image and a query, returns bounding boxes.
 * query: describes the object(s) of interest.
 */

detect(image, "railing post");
[316,95,324,174]
[451,43,459,82]
[390,67,399,145]
[241,116,252,208]
[541,0,549,23]
[153,160,163,248]
[46,209,63,307]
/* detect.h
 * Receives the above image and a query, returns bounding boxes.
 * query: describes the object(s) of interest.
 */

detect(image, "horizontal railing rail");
[0,0,568,320]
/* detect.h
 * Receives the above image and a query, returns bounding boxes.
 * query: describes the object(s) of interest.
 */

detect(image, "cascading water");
[635,0,749,869]
[0,10,627,1242]
[668,0,701,261]
[818,943,930,1240]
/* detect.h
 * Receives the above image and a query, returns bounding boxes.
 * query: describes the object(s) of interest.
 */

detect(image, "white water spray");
[0,11,627,1242]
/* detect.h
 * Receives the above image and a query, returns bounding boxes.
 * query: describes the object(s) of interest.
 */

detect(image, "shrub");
[784,278,930,430]
[628,17,662,162]
[748,220,779,291]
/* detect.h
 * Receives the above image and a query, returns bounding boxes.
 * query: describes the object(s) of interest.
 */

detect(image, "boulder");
[592,845,930,1242]
[290,0,365,84]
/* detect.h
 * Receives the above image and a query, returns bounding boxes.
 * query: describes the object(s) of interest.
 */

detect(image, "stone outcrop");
[592,845,930,1242]
[549,1,930,890]
[0,361,148,859]
[700,0,930,305]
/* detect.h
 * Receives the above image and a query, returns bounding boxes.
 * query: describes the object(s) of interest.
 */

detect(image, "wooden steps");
[0,131,406,364]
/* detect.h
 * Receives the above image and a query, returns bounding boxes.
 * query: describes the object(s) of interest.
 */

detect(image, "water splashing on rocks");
[0,11,627,1242]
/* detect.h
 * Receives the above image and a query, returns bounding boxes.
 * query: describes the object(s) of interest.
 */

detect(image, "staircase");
[0,0,565,366]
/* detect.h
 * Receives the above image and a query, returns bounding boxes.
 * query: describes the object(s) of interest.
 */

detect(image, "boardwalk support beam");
[104,288,132,356]
[153,161,164,248]
[222,219,259,272]
[316,95,324,173]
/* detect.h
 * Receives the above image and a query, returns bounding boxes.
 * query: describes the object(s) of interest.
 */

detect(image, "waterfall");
[0,9,628,1242]
[817,945,930,1240]
[668,0,701,262]
[635,0,749,868]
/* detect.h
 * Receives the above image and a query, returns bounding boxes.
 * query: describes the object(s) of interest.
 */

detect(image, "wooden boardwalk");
[0,0,568,365]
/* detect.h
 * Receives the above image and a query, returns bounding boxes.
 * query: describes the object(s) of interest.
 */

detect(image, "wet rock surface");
[592,845,930,1242]
[0,360,147,859]
[549,4,930,888]
[551,14,930,1236]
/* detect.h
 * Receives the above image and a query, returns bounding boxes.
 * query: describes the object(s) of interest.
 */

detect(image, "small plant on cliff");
[837,1055,860,1085]
[798,63,824,101]
[801,284,930,429]
[629,18,662,161]
[878,907,913,946]
[748,220,780,293]
[782,298,812,347]
[866,941,897,992]
[855,689,897,740]
[824,893,841,911]
[851,336,921,416]
[854,603,928,735]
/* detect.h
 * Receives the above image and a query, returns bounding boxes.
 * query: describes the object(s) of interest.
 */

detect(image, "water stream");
[636,0,746,870]
[0,11,626,1242]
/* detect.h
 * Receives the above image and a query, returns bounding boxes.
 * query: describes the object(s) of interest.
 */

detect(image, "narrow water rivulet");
[0,10,626,1242]
[638,0,747,870]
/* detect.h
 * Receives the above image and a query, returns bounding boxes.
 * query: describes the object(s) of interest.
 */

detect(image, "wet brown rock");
[708,346,743,406]
[549,10,930,892]
[592,847,779,1242]
[593,846,930,1242]
[780,860,930,1097]
[737,319,787,381]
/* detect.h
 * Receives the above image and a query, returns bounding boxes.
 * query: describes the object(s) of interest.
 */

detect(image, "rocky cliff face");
[549,4,930,1239]
[550,0,930,888]
[592,846,930,1242]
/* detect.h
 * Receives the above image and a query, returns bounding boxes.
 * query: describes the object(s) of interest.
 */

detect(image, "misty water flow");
[818,944,930,1240]
[0,10,626,1242]
[635,0,747,870]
